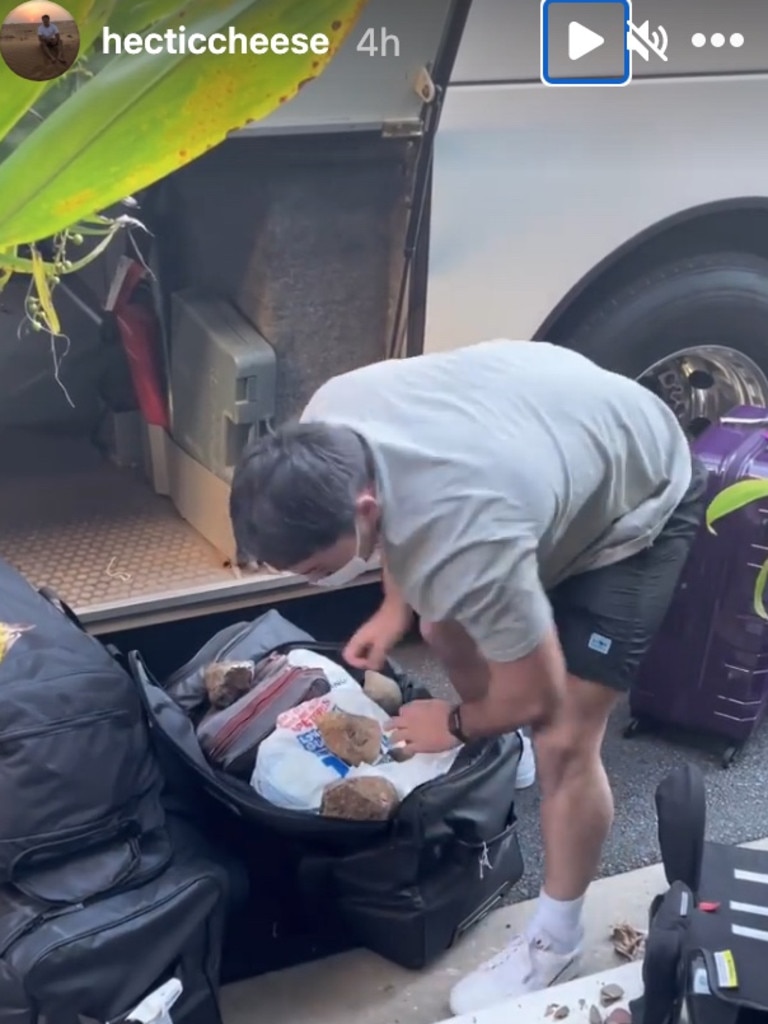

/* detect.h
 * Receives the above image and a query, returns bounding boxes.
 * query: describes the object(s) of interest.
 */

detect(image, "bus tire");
[562,251,768,431]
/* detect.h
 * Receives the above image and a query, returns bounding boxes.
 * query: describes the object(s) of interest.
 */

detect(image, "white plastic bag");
[284,647,356,689]
[251,666,460,813]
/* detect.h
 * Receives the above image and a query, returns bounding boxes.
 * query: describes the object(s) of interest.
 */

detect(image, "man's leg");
[529,674,618,917]
[449,462,707,1015]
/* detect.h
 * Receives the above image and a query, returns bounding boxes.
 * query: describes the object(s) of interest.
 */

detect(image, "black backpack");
[0,560,170,904]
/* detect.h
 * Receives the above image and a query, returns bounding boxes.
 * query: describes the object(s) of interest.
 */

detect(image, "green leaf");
[706,478,768,534]
[107,0,196,35]
[0,0,117,139]
[754,558,768,620]
[0,0,367,248]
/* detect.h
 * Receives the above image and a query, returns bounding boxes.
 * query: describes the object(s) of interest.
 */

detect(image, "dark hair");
[230,421,372,568]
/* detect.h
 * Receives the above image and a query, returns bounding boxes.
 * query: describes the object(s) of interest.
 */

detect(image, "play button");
[568,20,605,60]
[541,1,630,85]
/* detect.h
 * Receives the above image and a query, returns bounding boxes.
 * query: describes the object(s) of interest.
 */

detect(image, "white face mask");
[308,524,377,588]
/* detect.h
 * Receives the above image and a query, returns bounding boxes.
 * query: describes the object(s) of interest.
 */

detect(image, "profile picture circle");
[0,2,80,81]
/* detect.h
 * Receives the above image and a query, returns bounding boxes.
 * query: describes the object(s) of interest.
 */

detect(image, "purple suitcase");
[629,405,768,767]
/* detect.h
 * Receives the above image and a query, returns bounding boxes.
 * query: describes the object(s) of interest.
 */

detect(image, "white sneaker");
[515,734,536,789]
[448,933,582,1016]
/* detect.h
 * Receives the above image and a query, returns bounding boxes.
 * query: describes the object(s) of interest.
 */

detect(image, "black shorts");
[547,457,708,692]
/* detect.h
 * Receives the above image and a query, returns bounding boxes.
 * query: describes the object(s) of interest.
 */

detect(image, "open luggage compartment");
[0,0,470,634]
[0,427,259,626]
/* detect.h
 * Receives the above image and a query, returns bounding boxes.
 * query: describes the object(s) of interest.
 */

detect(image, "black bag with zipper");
[0,817,233,1024]
[0,560,170,905]
[128,610,525,970]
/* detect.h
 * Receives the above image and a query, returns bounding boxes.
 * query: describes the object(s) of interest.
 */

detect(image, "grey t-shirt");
[301,340,693,663]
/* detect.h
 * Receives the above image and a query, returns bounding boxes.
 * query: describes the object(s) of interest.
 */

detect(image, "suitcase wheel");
[623,716,651,739]
[721,744,740,769]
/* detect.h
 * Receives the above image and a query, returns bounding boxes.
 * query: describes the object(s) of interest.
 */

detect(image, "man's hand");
[343,602,413,670]
[388,699,460,754]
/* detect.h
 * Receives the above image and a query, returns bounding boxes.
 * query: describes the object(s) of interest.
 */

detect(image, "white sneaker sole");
[449,952,582,1016]
[548,954,581,988]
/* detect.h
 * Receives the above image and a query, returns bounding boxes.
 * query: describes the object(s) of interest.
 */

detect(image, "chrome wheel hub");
[638,344,768,437]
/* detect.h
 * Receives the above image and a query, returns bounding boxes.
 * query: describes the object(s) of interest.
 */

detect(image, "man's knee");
[533,675,618,793]
[534,723,592,789]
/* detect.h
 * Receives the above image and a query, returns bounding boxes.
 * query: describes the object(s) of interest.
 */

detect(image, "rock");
[320,776,400,820]
[600,984,624,1007]
[203,661,255,709]
[363,670,403,715]
[589,1006,603,1024]
[610,922,646,961]
[553,1006,570,1019]
[316,710,382,766]
[605,1010,632,1024]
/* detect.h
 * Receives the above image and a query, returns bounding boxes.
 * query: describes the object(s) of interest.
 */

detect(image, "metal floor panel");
[0,431,382,631]
[0,431,238,615]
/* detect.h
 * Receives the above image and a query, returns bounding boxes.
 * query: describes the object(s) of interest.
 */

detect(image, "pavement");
[220,837,768,1024]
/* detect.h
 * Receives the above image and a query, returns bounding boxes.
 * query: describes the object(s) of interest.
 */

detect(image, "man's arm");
[457,626,566,736]
[418,523,562,732]
[381,560,411,616]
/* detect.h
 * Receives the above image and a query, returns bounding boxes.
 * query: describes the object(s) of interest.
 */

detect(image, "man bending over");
[229,339,706,1014]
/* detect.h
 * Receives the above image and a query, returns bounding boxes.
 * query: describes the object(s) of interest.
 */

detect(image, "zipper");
[4,804,135,849]
[0,900,84,957]
[0,708,126,744]
[10,878,201,963]
[205,665,313,757]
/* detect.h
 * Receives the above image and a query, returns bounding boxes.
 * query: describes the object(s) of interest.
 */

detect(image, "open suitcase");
[628,406,768,766]
[128,610,525,970]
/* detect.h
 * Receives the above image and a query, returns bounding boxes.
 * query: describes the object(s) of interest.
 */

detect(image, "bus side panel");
[424,76,768,354]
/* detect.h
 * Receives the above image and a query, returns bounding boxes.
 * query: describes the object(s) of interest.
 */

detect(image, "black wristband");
[448,703,469,744]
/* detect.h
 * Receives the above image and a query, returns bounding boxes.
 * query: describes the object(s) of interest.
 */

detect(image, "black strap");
[38,585,86,632]
[656,764,707,895]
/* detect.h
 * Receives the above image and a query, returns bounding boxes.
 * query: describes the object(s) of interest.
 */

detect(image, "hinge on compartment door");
[381,66,436,138]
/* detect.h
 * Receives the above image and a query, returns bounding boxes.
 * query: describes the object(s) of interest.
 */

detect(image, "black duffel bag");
[0,818,232,1024]
[128,610,524,969]
[0,561,170,904]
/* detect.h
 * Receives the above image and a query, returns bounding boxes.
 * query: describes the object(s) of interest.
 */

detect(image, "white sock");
[525,889,585,954]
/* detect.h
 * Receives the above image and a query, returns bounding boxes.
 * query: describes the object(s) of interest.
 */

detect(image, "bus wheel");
[564,252,768,436]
